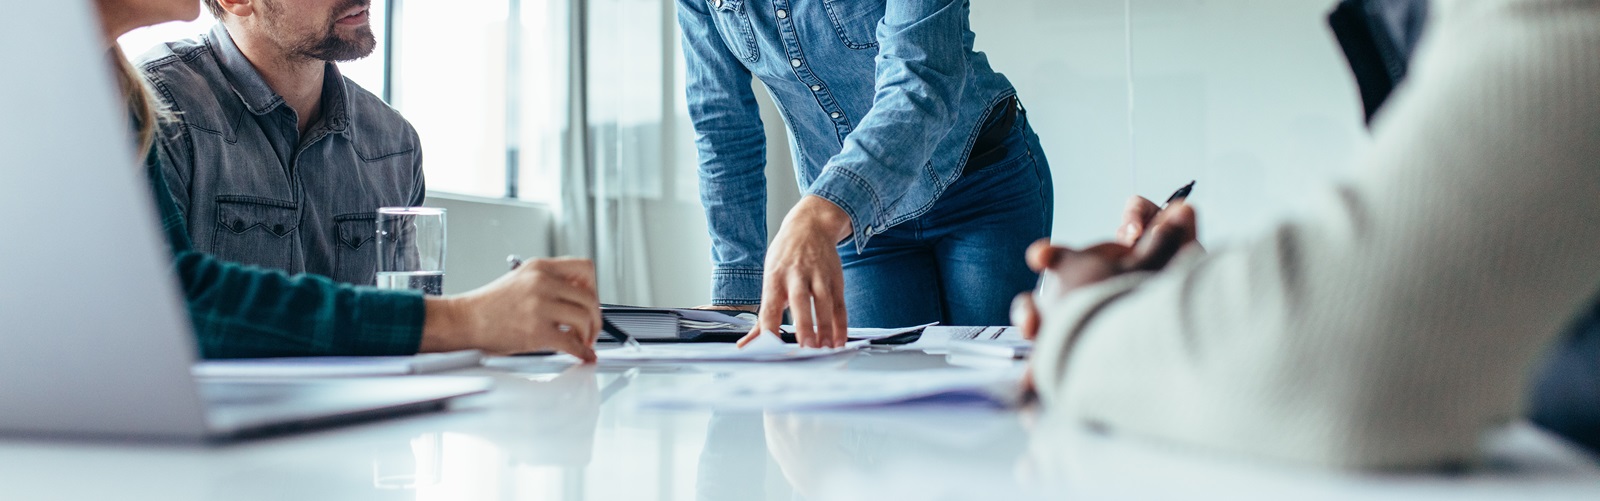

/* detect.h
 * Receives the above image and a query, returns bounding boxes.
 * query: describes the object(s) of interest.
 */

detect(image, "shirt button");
[232,220,245,232]
[830,112,842,119]
[790,58,802,68]
[273,224,286,234]
[811,85,821,92]
[777,9,788,19]
[713,0,723,7]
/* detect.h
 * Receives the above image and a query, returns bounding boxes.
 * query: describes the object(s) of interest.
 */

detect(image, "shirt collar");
[207,23,352,135]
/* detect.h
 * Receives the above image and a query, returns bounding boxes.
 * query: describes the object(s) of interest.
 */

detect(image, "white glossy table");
[1,349,1596,500]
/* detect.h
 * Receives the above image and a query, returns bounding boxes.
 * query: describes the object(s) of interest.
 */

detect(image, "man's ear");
[215,0,257,18]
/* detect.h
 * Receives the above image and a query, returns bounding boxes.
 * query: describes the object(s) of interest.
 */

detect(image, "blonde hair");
[110,48,165,155]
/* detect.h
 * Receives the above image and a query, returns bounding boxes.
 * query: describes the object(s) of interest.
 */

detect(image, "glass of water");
[375,207,446,295]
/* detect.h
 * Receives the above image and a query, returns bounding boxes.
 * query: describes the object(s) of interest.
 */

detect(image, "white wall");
[973,0,1371,248]
[425,193,554,295]
[635,0,1371,308]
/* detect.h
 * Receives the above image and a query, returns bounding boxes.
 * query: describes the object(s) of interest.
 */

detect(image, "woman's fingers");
[756,276,789,347]
[790,281,816,348]
[736,327,762,348]
[542,300,596,349]
[810,281,842,348]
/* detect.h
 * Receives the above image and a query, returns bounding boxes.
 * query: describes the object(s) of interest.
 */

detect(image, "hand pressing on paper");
[737,195,854,349]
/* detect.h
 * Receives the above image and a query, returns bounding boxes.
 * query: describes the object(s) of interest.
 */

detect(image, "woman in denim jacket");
[679,0,1054,347]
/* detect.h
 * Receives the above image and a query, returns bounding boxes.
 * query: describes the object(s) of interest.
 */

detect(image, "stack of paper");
[779,322,938,343]
[637,368,1025,410]
[602,306,754,341]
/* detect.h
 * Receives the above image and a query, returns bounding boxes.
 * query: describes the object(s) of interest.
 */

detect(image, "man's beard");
[301,24,376,62]
[264,0,377,62]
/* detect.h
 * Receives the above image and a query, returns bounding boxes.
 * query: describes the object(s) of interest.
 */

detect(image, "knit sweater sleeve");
[1032,0,1600,469]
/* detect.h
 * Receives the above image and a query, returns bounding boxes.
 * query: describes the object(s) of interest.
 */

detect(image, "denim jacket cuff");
[808,166,886,252]
[711,268,764,305]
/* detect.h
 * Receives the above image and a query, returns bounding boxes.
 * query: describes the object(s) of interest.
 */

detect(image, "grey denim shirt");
[138,24,424,286]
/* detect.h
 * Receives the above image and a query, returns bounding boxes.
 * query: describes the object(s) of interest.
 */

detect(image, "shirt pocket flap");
[215,196,299,237]
[335,212,378,250]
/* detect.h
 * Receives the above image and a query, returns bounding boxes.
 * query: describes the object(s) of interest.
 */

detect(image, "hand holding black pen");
[1114,181,1201,273]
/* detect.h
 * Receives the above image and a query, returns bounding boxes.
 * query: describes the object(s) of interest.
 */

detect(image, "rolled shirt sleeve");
[806,0,971,249]
[678,0,770,305]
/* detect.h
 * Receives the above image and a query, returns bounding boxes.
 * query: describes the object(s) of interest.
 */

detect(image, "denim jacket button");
[232,220,245,232]
[790,58,802,68]
[713,0,722,8]
[830,112,842,119]
[273,224,286,235]
[777,9,788,19]
[811,85,821,92]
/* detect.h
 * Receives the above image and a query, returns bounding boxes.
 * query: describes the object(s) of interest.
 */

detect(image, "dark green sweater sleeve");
[144,146,425,359]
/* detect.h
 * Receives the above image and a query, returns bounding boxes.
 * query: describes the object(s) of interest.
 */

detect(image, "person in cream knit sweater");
[1023,0,1600,468]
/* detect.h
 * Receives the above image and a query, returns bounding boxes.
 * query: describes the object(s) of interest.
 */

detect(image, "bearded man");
[138,0,424,285]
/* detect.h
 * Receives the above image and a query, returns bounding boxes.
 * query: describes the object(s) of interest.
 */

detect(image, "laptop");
[0,0,489,441]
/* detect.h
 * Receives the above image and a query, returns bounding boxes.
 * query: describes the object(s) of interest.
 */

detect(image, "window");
[390,0,570,202]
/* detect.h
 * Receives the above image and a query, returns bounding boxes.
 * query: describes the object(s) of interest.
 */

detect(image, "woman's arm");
[1032,0,1600,469]
[805,0,973,245]
[677,0,770,306]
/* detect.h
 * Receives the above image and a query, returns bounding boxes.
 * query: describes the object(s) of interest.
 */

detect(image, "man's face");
[252,0,375,62]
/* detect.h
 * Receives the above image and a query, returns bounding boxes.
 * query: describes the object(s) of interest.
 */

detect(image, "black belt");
[962,96,1021,175]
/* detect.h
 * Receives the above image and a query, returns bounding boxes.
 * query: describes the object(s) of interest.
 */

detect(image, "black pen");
[1163,180,1195,209]
[508,254,641,351]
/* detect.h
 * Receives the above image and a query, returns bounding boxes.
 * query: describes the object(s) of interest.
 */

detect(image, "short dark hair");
[203,0,226,18]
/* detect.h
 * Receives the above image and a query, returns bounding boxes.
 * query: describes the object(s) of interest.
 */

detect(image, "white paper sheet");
[900,326,1022,353]
[776,322,939,341]
[637,368,1024,410]
[543,331,867,365]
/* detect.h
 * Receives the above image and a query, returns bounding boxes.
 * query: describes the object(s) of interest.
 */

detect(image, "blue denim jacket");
[137,24,425,286]
[677,0,1019,304]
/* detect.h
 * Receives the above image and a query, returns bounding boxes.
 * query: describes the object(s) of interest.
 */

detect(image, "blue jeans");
[838,112,1053,328]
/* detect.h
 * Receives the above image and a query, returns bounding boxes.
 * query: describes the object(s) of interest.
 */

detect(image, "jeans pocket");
[709,0,759,62]
[334,212,378,285]
[212,196,298,272]
[822,0,884,50]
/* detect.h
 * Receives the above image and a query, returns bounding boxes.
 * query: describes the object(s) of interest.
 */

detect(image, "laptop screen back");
[0,0,209,439]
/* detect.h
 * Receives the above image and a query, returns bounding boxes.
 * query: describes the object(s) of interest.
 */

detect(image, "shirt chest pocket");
[213,196,299,273]
[334,213,379,285]
[822,0,884,50]
[709,0,759,63]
